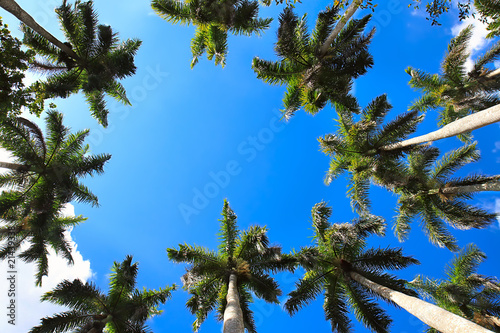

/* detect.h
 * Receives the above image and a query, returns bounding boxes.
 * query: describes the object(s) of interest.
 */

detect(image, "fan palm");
[151,0,272,68]
[286,202,493,333]
[318,94,423,214]
[393,144,497,251]
[0,110,110,285]
[411,244,500,332]
[1,0,142,127]
[30,255,176,333]
[403,25,500,142]
[167,199,295,333]
[252,5,374,119]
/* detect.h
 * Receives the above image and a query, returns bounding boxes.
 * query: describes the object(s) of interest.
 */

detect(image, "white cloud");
[0,150,93,332]
[451,17,491,72]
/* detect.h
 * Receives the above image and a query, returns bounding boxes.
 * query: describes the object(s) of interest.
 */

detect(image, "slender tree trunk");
[0,161,29,172]
[0,0,79,59]
[485,68,500,79]
[319,0,362,56]
[438,179,500,194]
[381,103,500,150]
[349,271,494,333]
[223,273,244,333]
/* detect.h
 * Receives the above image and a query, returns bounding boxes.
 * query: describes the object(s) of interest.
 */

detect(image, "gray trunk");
[349,271,494,333]
[223,273,244,333]
[319,0,362,56]
[381,103,500,150]
[0,161,29,172]
[440,179,500,194]
[0,0,79,59]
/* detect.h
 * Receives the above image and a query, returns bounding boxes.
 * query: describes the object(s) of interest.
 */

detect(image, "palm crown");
[285,202,419,333]
[167,199,295,332]
[407,25,500,140]
[319,94,424,214]
[152,0,272,68]
[22,0,141,127]
[393,144,497,251]
[0,110,110,285]
[30,255,176,333]
[252,5,374,119]
[411,244,500,332]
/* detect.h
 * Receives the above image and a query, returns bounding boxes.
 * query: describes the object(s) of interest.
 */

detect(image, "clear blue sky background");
[1,0,499,332]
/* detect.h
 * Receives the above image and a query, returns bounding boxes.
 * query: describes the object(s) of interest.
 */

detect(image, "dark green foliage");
[167,199,295,332]
[318,95,424,214]
[0,17,42,117]
[285,202,419,333]
[152,0,272,68]
[407,25,500,141]
[476,0,500,37]
[22,0,141,127]
[392,144,497,251]
[0,110,111,285]
[252,5,374,119]
[30,255,176,333]
[411,244,500,332]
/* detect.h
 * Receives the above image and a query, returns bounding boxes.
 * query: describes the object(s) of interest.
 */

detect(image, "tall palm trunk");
[0,161,28,172]
[0,0,79,59]
[223,273,244,333]
[349,271,494,333]
[319,0,362,56]
[437,179,500,195]
[381,104,500,150]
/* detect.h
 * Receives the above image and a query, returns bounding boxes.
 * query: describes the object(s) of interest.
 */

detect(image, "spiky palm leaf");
[318,94,424,214]
[167,199,295,332]
[392,144,497,251]
[407,24,500,141]
[285,202,418,333]
[411,244,500,332]
[0,110,110,285]
[30,255,176,333]
[20,0,141,127]
[152,0,272,68]
[475,0,500,38]
[252,5,374,119]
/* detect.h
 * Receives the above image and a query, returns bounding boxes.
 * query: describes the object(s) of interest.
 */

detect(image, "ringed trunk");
[0,0,79,59]
[349,271,494,333]
[223,273,244,333]
[0,161,29,172]
[381,103,500,150]
[439,180,500,194]
[319,0,362,56]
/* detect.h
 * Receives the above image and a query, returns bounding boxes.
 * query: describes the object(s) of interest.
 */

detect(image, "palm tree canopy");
[393,144,497,251]
[30,255,176,333]
[407,24,500,140]
[152,0,272,68]
[22,0,141,127]
[318,94,424,214]
[0,110,111,285]
[285,202,419,333]
[411,244,500,332]
[167,199,295,332]
[252,5,374,119]
[475,0,500,38]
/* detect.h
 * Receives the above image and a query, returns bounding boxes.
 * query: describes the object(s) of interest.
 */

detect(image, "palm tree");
[252,5,374,119]
[1,0,142,127]
[318,94,424,214]
[0,110,111,285]
[151,0,272,68]
[393,144,497,251]
[475,0,500,38]
[286,202,494,333]
[400,25,500,143]
[411,244,500,332]
[167,199,295,333]
[30,255,176,333]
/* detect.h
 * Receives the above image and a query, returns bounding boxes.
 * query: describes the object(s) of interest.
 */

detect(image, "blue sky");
[1,0,500,332]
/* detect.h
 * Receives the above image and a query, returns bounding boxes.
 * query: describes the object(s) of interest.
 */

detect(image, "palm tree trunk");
[0,0,79,59]
[223,273,244,333]
[349,271,494,333]
[439,179,500,194]
[0,161,28,172]
[319,0,362,56]
[381,103,500,150]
